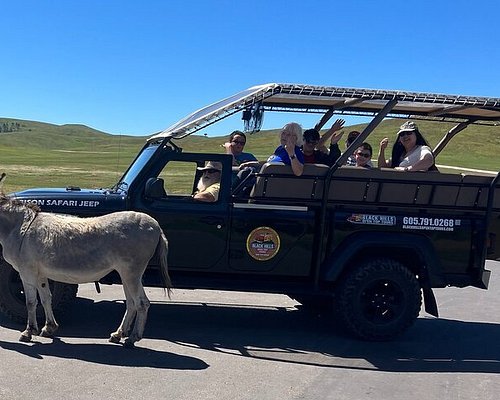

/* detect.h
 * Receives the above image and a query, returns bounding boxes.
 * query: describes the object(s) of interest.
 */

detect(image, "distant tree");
[0,122,21,132]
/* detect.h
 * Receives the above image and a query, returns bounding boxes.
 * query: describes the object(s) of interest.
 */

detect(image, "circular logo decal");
[246,226,280,261]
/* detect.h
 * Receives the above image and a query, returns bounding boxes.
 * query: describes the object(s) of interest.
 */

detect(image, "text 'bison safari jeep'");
[1,83,500,340]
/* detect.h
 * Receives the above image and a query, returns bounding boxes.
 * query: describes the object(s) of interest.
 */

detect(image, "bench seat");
[249,163,499,210]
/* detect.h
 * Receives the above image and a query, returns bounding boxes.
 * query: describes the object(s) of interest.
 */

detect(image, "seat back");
[249,163,328,200]
[144,177,167,199]
[250,163,500,210]
[457,174,500,209]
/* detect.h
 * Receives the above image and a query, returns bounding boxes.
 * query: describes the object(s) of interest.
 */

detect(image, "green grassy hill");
[0,118,146,192]
[0,117,498,193]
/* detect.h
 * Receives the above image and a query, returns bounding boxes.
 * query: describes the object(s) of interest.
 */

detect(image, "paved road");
[1,261,499,400]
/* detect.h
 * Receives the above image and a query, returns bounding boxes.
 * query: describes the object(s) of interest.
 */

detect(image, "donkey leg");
[123,281,150,348]
[37,278,59,337]
[109,282,137,344]
[19,283,39,342]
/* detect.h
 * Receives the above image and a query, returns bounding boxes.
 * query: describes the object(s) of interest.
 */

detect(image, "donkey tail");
[155,228,173,298]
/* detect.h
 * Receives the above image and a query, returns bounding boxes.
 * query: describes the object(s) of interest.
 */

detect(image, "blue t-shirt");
[269,145,304,165]
[234,152,257,164]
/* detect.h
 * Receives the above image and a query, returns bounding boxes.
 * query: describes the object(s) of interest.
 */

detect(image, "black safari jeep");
[1,83,499,340]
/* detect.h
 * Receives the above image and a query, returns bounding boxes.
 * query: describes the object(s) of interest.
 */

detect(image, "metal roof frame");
[148,83,500,142]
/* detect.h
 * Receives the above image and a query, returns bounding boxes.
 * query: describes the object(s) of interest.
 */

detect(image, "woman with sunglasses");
[377,121,435,172]
[223,131,257,167]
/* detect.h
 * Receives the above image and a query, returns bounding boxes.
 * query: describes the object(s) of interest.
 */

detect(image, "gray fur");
[0,194,171,347]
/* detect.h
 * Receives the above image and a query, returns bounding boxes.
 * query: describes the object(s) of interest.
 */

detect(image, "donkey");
[0,185,171,347]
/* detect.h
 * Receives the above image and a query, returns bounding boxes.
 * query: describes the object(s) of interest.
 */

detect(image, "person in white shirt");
[377,121,435,172]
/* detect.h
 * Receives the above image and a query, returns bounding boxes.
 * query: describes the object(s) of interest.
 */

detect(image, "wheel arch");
[322,231,445,288]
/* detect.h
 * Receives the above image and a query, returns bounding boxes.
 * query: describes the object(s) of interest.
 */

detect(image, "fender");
[322,231,442,317]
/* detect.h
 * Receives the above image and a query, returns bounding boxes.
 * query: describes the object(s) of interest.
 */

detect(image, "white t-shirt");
[398,145,433,169]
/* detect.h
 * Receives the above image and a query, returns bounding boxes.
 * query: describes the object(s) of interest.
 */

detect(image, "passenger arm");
[289,156,304,176]
[327,143,341,164]
[193,191,216,202]
[317,119,345,153]
[378,137,390,168]
[285,136,303,176]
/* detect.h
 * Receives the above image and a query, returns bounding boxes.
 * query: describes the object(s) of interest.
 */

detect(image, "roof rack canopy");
[149,83,500,141]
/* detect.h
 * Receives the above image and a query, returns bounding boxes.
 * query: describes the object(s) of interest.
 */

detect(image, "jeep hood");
[12,187,127,215]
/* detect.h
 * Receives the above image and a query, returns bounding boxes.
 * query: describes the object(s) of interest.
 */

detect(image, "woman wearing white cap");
[378,121,435,172]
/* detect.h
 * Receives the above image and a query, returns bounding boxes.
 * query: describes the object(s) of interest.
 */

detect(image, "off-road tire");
[0,258,78,324]
[335,258,421,341]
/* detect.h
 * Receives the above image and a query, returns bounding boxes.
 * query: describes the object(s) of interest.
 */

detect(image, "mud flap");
[422,287,439,317]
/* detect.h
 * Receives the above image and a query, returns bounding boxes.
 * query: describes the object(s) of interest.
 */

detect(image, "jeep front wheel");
[0,258,78,324]
[335,258,421,341]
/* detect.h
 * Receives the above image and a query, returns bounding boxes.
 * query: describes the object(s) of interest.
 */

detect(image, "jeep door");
[134,156,231,271]
[229,203,316,276]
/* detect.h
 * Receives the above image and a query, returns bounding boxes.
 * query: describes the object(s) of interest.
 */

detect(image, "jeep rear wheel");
[336,258,421,341]
[0,259,78,324]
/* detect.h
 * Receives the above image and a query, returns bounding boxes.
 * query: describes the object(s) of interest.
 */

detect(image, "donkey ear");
[0,172,5,184]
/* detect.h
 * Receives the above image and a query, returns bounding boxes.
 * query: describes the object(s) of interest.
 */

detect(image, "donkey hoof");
[123,339,136,349]
[109,334,122,344]
[19,333,32,343]
[40,329,53,338]
[41,323,59,337]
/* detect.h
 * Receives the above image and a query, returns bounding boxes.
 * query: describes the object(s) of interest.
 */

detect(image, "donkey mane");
[0,193,41,213]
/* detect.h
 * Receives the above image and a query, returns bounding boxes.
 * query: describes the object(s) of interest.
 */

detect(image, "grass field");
[0,117,499,193]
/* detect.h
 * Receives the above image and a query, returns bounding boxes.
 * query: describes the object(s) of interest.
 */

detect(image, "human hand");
[284,134,297,152]
[331,119,346,132]
[222,142,235,155]
[330,130,345,145]
[380,137,389,150]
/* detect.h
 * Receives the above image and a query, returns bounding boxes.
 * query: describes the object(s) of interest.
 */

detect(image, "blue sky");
[2,0,499,136]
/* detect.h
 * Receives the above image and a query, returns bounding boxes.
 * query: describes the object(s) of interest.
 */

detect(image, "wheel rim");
[359,279,405,324]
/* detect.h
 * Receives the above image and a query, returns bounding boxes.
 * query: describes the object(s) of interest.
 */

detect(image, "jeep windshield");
[114,141,161,193]
[150,84,278,140]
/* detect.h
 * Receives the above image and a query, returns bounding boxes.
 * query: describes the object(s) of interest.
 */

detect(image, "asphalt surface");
[1,260,499,400]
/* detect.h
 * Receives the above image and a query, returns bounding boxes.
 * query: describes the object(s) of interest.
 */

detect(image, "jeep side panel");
[250,164,497,290]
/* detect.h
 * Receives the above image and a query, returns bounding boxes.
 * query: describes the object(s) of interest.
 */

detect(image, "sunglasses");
[203,169,220,174]
[231,140,246,145]
[356,152,371,158]
[399,131,415,138]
